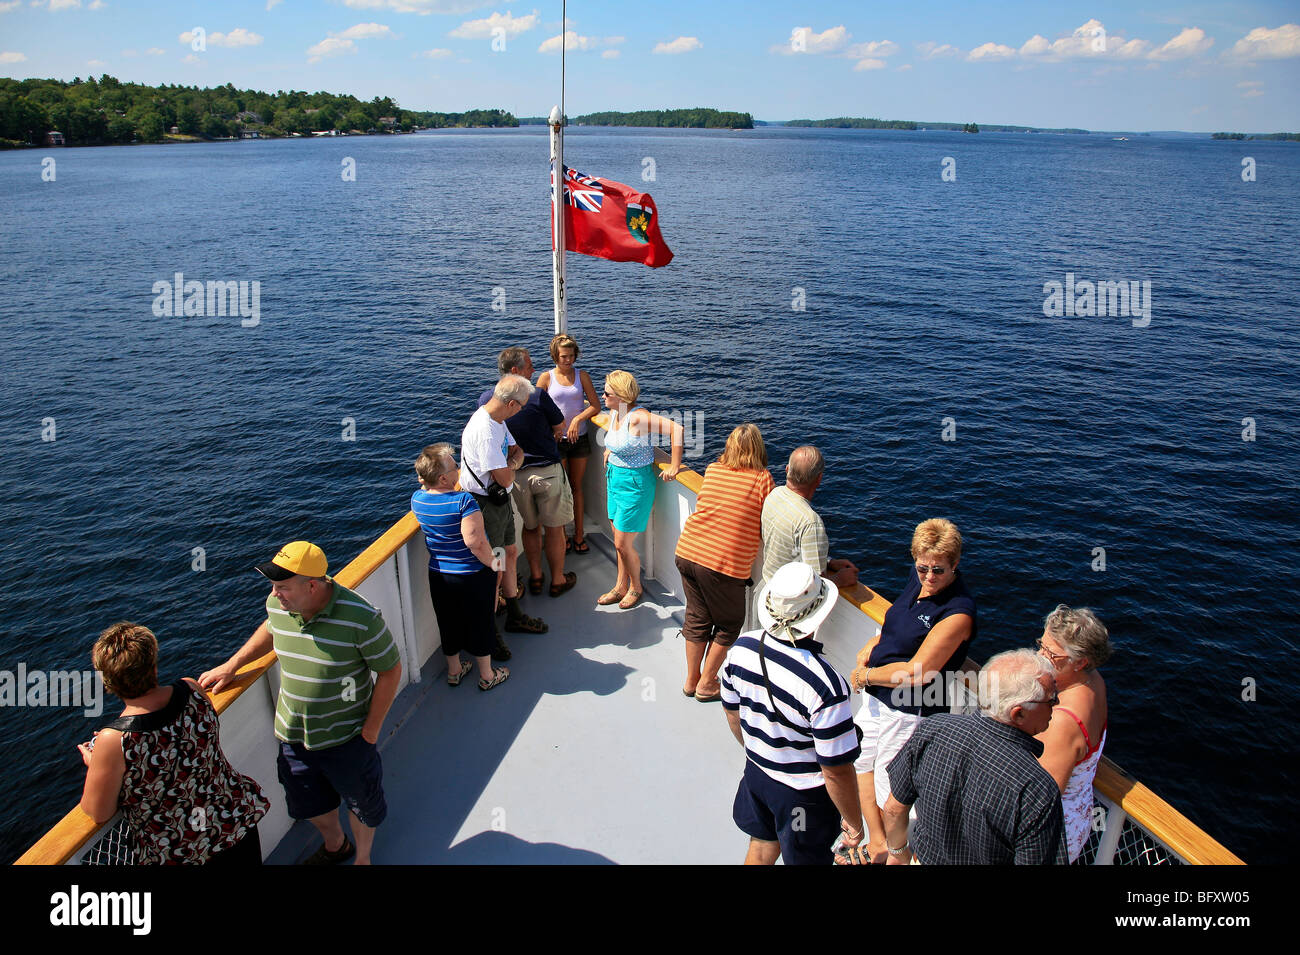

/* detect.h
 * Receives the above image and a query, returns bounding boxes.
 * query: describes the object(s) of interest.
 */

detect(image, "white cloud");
[601,49,619,59]
[307,23,391,61]
[1111,38,1152,59]
[86,58,104,66]
[1237,80,1263,88]
[0,50,27,62]
[180,28,265,48]
[345,0,488,13]
[896,63,912,71]
[307,36,356,61]
[852,58,886,71]
[183,53,200,64]
[88,0,104,8]
[652,36,701,55]
[267,0,282,9]
[916,41,962,58]
[772,25,849,55]
[538,31,597,53]
[1227,23,1300,60]
[967,42,1016,61]
[419,48,453,58]
[846,40,899,58]
[337,22,391,40]
[0,1,22,10]
[450,10,539,39]
[1149,27,1213,60]
[1243,88,1263,98]
[49,0,81,10]
[146,47,164,55]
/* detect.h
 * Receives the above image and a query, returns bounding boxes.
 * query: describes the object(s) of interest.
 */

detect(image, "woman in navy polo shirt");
[847,518,976,863]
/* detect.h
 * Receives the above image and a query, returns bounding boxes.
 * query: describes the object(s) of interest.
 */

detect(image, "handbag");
[463,459,510,506]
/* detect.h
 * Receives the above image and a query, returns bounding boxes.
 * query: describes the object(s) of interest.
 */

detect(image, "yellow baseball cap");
[255,541,328,581]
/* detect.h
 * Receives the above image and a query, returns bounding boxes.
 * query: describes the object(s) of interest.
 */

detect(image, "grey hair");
[978,649,1055,722]
[786,446,824,487]
[497,346,530,377]
[494,374,534,405]
[1043,604,1112,670]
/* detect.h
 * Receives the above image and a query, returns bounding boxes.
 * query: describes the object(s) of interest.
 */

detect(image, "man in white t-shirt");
[459,374,548,657]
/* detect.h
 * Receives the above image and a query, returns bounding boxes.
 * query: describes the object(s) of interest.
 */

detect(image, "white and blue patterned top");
[604,405,654,469]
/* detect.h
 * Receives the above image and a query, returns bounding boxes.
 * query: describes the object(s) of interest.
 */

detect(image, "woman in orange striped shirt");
[674,424,775,702]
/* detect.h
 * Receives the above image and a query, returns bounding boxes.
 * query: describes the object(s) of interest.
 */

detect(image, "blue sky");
[3,1,1298,130]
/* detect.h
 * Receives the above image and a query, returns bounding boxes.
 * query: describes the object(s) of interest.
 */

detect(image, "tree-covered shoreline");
[1212,131,1300,141]
[519,107,753,128]
[0,76,517,148]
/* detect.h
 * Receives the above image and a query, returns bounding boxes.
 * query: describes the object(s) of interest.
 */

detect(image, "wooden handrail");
[14,514,424,866]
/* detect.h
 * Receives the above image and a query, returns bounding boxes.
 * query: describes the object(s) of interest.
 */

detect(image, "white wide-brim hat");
[757,562,840,643]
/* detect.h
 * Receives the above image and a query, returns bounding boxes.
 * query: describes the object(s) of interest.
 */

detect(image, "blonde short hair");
[93,622,158,700]
[414,442,456,486]
[549,333,581,363]
[718,423,768,472]
[911,517,963,563]
[604,370,639,405]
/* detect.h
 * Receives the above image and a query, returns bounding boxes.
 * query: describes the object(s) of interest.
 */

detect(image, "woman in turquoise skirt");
[599,370,683,609]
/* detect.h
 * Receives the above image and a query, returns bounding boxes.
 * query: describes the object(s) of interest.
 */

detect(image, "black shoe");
[301,836,355,866]
[492,633,512,662]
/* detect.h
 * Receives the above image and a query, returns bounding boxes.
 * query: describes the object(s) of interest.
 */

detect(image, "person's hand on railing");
[660,462,681,482]
[197,661,240,693]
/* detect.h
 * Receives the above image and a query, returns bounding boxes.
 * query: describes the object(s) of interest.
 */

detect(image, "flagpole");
[549,1,567,335]
[550,104,566,336]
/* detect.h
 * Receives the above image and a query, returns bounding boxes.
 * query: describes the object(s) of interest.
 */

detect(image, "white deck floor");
[266,532,752,864]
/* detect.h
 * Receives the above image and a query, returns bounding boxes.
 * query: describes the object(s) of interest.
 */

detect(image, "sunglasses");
[916,564,950,577]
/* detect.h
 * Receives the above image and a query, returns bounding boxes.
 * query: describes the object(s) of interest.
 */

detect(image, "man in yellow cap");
[200,541,403,865]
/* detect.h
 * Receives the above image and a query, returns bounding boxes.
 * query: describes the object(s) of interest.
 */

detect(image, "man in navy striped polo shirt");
[721,562,866,865]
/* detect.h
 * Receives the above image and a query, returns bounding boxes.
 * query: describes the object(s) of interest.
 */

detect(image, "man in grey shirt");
[759,446,859,596]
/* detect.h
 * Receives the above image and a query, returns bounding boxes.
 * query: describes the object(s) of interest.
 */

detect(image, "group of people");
[74,337,1111,867]
[684,433,1113,864]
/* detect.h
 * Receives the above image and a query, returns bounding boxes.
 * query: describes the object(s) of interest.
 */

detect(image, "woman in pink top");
[1034,604,1112,863]
[538,333,601,554]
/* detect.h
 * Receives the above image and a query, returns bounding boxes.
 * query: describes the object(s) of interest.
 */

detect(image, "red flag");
[552,163,674,268]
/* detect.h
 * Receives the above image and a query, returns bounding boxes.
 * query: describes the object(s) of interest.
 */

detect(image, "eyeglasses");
[1036,639,1071,667]
[915,564,949,577]
[1024,692,1060,709]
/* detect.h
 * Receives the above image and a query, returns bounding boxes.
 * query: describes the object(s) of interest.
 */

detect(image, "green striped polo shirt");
[266,580,401,750]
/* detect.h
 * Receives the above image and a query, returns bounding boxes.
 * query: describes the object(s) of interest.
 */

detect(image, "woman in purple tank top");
[537,333,601,553]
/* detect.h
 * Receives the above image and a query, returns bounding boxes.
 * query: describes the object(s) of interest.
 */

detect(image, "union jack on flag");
[553,163,604,211]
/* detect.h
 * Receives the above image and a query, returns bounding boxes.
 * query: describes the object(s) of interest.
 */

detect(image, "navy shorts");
[277,734,387,827]
[732,759,841,865]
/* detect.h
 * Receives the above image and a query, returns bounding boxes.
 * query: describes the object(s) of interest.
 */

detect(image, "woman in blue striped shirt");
[412,443,509,691]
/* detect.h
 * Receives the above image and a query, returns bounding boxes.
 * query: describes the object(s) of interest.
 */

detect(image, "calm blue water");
[2,127,1297,864]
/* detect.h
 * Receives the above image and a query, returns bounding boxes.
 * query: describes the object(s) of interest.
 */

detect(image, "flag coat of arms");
[551,163,674,268]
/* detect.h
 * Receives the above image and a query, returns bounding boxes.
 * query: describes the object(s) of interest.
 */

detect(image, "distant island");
[519,108,753,129]
[0,76,517,148]
[785,116,1086,134]
[1212,132,1300,141]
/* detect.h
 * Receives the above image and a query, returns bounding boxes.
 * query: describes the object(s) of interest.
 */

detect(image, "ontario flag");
[551,162,674,268]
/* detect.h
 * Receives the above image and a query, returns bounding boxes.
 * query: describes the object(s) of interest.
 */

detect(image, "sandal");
[549,571,578,598]
[618,590,642,610]
[566,537,574,554]
[694,681,721,703]
[478,666,510,692]
[528,576,544,596]
[447,657,474,687]
[505,613,548,634]
[572,537,589,554]
[597,588,626,606]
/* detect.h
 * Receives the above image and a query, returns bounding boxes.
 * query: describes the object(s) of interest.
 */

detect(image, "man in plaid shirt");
[881,648,1069,865]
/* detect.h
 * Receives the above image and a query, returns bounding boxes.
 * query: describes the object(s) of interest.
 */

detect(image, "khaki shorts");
[511,462,575,530]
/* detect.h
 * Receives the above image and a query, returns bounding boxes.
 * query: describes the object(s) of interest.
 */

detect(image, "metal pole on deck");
[549,104,567,335]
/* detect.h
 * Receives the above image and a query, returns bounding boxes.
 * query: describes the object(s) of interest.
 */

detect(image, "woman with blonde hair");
[79,622,269,864]
[1035,603,1111,863]
[599,370,684,609]
[847,518,977,862]
[537,333,601,554]
[673,424,775,701]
